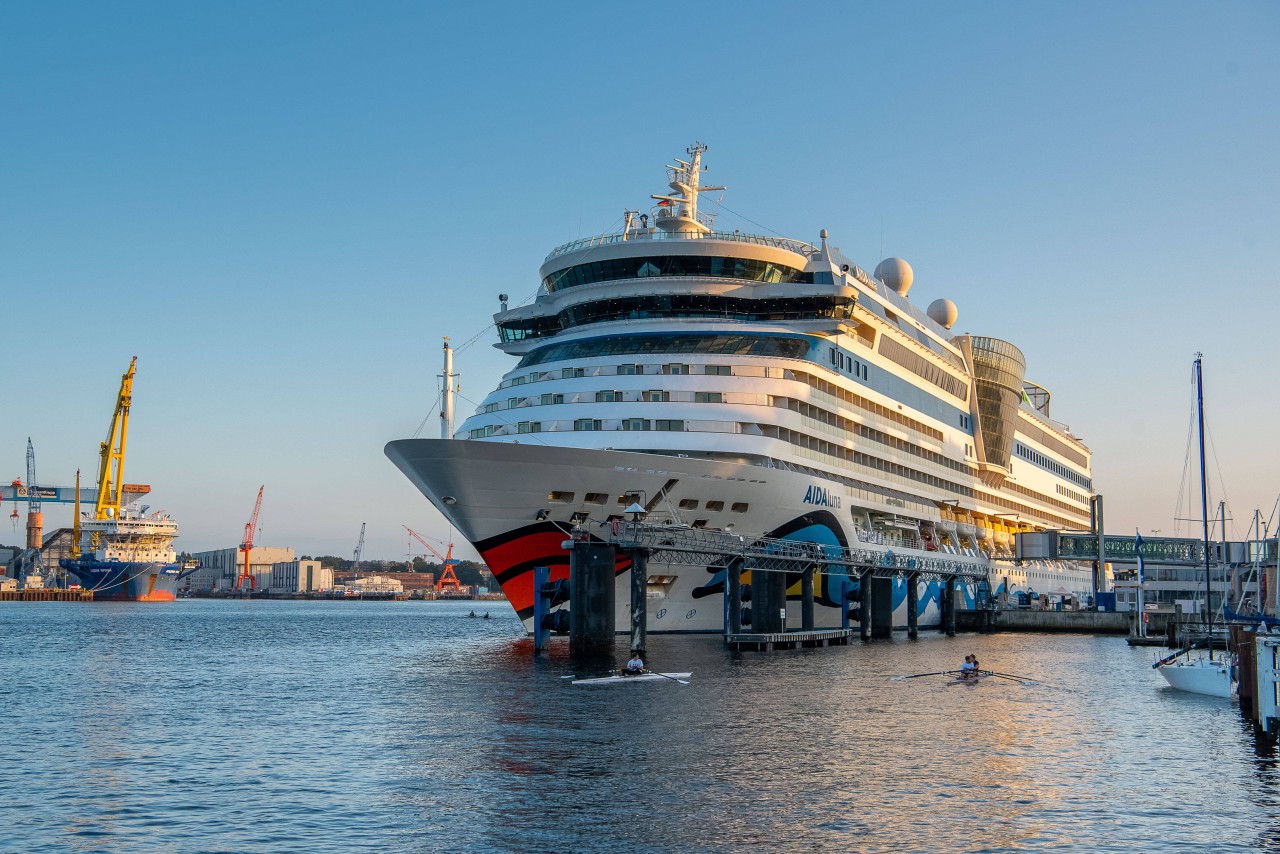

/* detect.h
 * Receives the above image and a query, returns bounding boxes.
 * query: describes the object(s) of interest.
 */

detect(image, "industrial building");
[269,559,331,594]
[186,546,295,591]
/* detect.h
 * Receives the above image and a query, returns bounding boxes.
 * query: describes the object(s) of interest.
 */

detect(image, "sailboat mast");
[1195,353,1213,653]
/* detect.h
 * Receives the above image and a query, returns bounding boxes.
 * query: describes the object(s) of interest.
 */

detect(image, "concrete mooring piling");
[907,571,920,640]
[629,548,648,655]
[751,561,787,634]
[569,538,616,656]
[860,568,874,642]
[801,564,816,631]
[942,576,957,637]
[725,558,743,634]
[870,575,893,639]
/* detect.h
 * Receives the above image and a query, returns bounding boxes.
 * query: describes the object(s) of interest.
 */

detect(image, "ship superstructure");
[387,144,1095,629]
[61,358,191,601]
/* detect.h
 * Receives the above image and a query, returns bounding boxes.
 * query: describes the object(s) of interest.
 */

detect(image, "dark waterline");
[2,600,1278,853]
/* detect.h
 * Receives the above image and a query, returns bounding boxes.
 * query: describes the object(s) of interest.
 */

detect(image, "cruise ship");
[386,143,1096,632]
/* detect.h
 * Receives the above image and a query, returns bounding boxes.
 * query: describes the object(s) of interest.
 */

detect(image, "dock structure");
[0,588,94,602]
[603,520,988,649]
[726,628,854,651]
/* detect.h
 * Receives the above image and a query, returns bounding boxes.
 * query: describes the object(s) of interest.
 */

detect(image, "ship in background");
[61,358,195,601]
[386,143,1096,631]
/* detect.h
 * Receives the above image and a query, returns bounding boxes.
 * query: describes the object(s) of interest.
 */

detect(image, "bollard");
[570,539,616,656]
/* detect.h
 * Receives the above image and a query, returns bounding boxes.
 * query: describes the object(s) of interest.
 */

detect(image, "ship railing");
[545,230,815,262]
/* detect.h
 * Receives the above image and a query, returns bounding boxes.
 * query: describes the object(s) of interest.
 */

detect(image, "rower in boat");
[960,655,978,679]
[622,652,645,676]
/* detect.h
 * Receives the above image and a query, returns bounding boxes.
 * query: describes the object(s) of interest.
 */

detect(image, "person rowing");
[622,652,646,676]
[959,655,978,679]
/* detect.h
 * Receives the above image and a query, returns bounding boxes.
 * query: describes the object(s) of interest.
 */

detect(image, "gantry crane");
[352,522,366,578]
[403,525,463,592]
[237,486,264,591]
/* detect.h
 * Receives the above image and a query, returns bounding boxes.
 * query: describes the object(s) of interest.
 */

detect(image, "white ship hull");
[386,439,1090,633]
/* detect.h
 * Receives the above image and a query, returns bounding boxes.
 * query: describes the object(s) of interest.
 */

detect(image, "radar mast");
[651,142,725,235]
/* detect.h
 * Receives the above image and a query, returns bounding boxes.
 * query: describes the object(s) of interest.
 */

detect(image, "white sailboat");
[1154,354,1236,698]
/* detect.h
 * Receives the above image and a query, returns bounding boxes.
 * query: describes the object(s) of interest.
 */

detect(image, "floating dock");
[726,628,855,651]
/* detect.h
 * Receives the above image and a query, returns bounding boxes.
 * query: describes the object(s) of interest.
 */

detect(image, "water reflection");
[2,602,1277,852]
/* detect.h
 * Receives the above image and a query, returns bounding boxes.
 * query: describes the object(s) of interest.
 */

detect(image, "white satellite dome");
[874,257,913,297]
[927,298,958,330]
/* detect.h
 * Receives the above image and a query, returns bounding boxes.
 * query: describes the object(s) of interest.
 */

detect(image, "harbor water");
[2,600,1278,853]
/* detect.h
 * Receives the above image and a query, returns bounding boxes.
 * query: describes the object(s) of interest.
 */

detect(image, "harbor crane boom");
[403,525,463,592]
[237,486,264,591]
[353,522,366,578]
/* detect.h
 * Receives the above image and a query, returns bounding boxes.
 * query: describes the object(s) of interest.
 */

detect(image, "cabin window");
[655,420,685,431]
[643,390,670,402]
[548,491,575,503]
[694,392,722,403]
[705,501,725,512]
[731,502,749,513]
[585,492,608,504]
[574,419,602,431]
[622,418,650,431]
[679,499,699,510]
[663,364,689,375]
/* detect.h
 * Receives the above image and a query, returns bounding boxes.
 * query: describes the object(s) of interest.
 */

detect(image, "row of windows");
[499,295,854,343]
[544,490,750,515]
[828,346,870,380]
[516,334,810,368]
[774,396,974,478]
[470,419,688,438]
[794,370,945,442]
[1015,417,1089,470]
[766,424,976,498]
[1013,441,1093,490]
[1057,484,1090,505]
[542,255,810,292]
[878,336,969,401]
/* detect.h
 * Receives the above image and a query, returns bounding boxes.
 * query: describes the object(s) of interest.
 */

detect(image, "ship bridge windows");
[544,295,852,337]
[496,314,560,343]
[516,334,809,368]
[543,255,812,292]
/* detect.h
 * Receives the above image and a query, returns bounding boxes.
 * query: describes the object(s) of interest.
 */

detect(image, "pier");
[726,628,854,651]
[0,588,94,602]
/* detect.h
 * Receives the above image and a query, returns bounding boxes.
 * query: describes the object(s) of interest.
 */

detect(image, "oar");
[982,670,1039,685]
[890,671,954,681]
[644,669,690,685]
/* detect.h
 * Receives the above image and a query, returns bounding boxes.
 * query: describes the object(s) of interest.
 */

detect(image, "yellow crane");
[90,357,136,550]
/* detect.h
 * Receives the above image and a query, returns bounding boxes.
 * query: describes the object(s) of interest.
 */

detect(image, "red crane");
[403,525,463,592]
[237,486,264,591]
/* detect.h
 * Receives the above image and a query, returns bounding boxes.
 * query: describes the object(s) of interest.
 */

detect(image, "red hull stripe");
[476,524,632,618]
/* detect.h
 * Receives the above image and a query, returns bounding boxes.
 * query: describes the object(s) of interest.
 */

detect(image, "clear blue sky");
[2,2,1277,560]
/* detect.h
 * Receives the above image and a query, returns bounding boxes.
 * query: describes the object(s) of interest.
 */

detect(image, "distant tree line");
[299,555,492,588]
